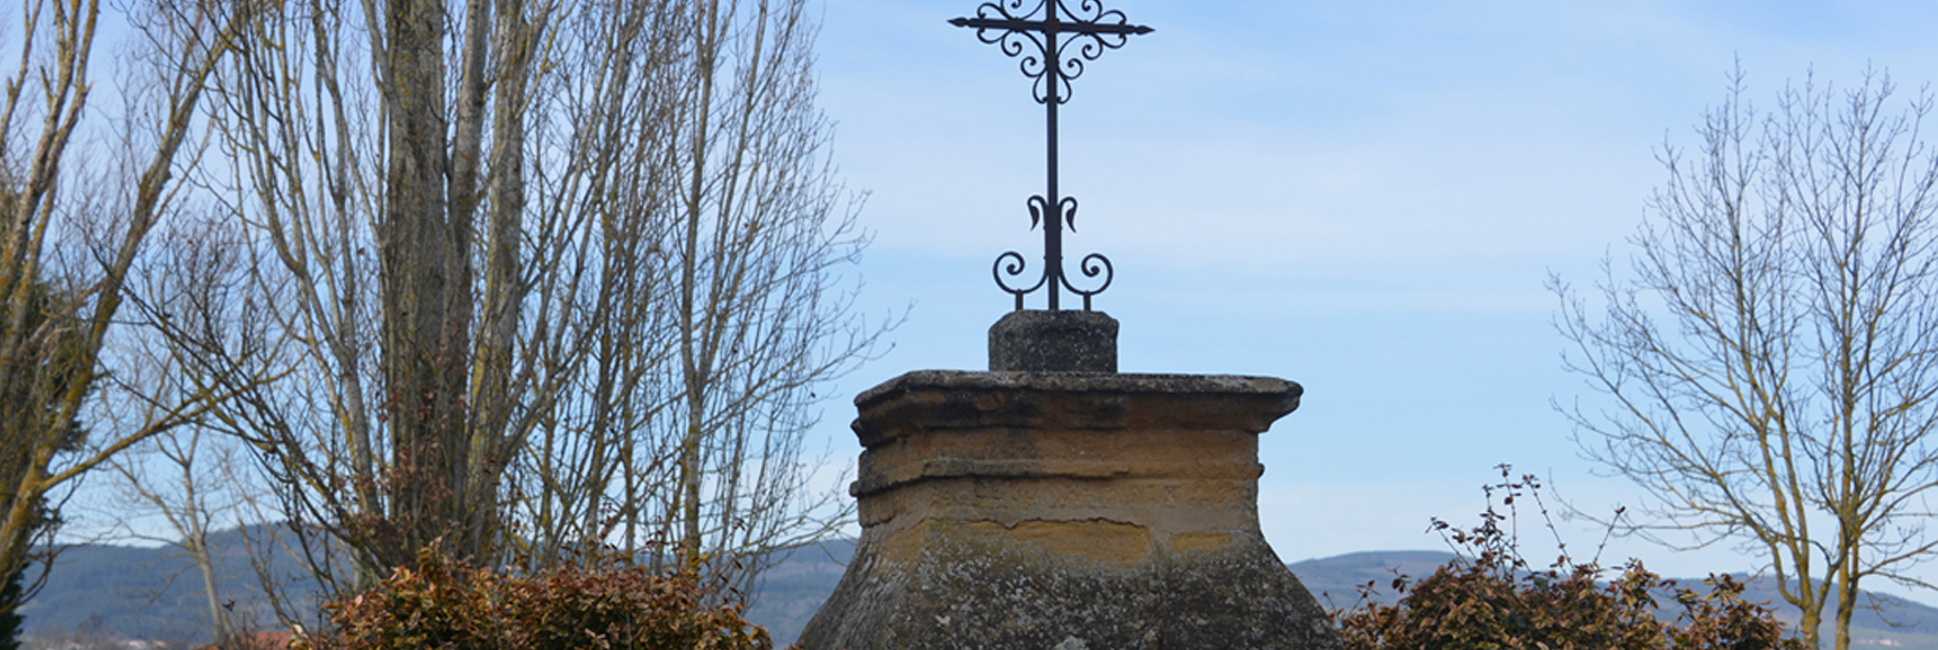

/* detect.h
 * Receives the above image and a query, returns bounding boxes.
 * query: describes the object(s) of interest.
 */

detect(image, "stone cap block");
[851,370,1302,447]
[988,309,1118,372]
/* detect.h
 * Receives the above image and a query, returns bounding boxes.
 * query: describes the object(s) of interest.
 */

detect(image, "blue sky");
[802,0,1938,602]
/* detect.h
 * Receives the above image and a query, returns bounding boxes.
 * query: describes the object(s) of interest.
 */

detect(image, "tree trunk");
[1835,565,1858,650]
[464,0,533,556]
[192,530,236,649]
[677,0,723,575]
[378,0,476,567]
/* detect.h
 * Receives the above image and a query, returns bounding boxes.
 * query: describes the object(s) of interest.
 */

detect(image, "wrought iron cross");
[952,1,1152,312]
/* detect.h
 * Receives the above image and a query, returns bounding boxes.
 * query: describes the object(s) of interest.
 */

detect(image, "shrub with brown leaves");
[1334,469,1807,650]
[297,545,773,650]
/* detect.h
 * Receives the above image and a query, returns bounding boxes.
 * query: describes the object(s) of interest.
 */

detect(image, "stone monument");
[794,3,1341,648]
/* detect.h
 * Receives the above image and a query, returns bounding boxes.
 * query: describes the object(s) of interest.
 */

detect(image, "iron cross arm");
[947,16,1153,36]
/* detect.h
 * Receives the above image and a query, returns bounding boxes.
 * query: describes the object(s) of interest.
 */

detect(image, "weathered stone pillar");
[796,313,1340,650]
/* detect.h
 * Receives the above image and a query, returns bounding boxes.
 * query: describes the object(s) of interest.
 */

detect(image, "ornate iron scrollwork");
[952,1,1149,312]
[954,1,1149,105]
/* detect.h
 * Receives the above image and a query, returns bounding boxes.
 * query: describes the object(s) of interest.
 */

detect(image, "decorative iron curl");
[1023,195,1079,231]
[977,28,1045,79]
[1027,194,1050,230]
[966,3,1044,65]
[993,251,1047,311]
[982,0,1044,20]
[1060,253,1114,311]
[1060,0,1120,24]
[952,0,1150,105]
[1036,2,1138,104]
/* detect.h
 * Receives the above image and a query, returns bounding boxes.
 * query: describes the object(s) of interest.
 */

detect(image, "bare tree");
[101,216,272,648]
[1555,68,1938,650]
[106,429,242,648]
[177,0,542,581]
[659,0,877,579]
[0,0,248,629]
[165,0,884,601]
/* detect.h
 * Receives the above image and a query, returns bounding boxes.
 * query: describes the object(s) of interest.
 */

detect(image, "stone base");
[795,371,1339,650]
[802,523,1337,650]
[988,310,1118,372]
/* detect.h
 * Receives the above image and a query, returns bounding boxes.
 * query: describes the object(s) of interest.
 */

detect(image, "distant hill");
[19,526,322,646]
[15,528,852,647]
[1286,549,1460,610]
[744,538,855,645]
[23,534,1938,649]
